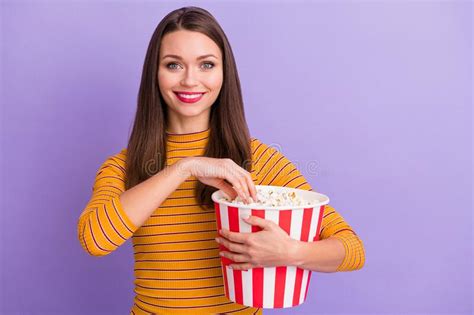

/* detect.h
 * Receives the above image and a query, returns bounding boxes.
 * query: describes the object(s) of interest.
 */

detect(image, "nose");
[180,67,199,87]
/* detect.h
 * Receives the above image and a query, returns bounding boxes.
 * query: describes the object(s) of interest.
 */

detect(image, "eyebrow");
[162,54,218,60]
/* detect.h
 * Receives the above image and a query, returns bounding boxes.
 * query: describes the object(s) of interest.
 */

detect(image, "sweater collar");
[165,128,211,148]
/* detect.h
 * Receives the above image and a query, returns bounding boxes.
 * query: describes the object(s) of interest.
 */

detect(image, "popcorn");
[219,187,313,207]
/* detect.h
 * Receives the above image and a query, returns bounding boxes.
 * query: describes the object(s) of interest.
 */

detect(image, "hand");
[182,157,257,204]
[215,215,297,271]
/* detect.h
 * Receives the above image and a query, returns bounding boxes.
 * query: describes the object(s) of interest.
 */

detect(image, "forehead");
[159,30,222,60]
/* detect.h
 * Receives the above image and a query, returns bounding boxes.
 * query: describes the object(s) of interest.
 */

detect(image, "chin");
[173,106,210,117]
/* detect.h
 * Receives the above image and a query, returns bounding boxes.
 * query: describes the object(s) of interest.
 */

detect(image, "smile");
[173,91,206,104]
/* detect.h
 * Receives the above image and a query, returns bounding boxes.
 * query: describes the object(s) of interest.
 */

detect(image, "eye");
[165,61,215,71]
[166,62,181,70]
[202,61,215,70]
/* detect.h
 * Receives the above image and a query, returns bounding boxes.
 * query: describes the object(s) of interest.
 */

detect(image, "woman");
[77,6,365,314]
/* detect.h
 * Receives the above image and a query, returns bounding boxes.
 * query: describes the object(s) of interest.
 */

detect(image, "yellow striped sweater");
[77,128,365,314]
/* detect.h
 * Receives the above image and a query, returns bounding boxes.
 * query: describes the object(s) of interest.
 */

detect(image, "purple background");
[1,1,472,314]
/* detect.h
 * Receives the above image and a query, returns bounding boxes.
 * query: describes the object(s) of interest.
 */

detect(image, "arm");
[119,158,191,228]
[288,227,364,273]
[77,152,192,257]
[253,139,365,272]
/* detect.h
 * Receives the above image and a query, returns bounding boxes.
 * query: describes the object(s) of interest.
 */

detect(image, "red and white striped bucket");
[211,185,329,308]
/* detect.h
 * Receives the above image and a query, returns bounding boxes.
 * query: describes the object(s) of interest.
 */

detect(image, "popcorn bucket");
[211,185,330,309]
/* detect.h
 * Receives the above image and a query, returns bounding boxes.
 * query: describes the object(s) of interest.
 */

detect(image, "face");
[158,30,224,131]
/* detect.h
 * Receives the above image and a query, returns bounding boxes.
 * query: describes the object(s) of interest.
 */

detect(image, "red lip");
[174,91,206,95]
[173,91,206,104]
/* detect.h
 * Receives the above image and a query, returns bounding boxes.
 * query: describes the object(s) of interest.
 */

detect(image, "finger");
[219,251,248,263]
[219,228,250,244]
[242,171,257,202]
[223,175,243,201]
[229,166,251,204]
[218,159,245,200]
[222,160,248,203]
[216,179,238,200]
[230,262,254,271]
[233,172,251,203]
[243,215,273,230]
[228,173,250,204]
[239,175,252,204]
[234,169,253,204]
[215,237,246,253]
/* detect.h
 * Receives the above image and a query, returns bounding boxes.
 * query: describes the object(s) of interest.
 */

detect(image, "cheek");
[205,72,224,91]
[157,72,173,89]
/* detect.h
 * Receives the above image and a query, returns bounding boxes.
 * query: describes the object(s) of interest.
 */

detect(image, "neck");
[165,110,210,134]
[166,126,210,134]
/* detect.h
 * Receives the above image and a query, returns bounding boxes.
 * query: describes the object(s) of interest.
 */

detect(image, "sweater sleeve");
[77,151,138,257]
[251,138,365,271]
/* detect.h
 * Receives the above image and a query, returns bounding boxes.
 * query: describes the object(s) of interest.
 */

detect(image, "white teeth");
[178,93,203,99]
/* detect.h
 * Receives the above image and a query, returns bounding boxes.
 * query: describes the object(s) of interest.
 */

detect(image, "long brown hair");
[125,6,252,210]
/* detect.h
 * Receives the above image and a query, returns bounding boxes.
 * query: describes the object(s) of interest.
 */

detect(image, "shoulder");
[250,136,283,162]
[249,136,312,190]
[250,136,269,155]
[250,137,262,151]
[249,136,288,176]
